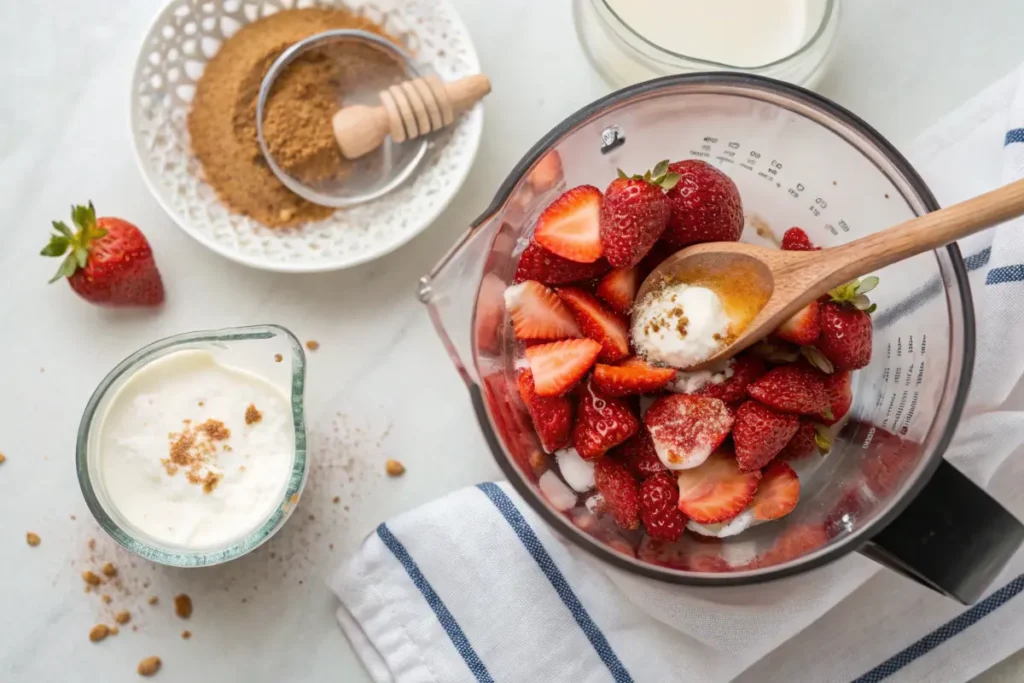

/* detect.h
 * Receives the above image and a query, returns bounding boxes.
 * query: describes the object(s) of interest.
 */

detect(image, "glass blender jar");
[420,73,1023,603]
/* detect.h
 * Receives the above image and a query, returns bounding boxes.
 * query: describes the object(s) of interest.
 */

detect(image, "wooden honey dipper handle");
[332,74,491,159]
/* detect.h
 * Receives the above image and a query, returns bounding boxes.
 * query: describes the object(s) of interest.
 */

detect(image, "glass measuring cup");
[420,73,1024,603]
[77,325,308,567]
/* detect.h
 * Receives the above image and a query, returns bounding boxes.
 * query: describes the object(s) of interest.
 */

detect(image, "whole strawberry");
[639,472,687,542]
[818,277,877,370]
[43,203,164,306]
[594,457,640,530]
[662,159,743,247]
[599,161,678,268]
[780,227,820,251]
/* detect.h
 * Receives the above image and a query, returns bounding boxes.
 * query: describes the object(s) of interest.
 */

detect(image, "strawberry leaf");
[617,168,629,180]
[661,172,682,191]
[71,203,96,232]
[52,221,73,239]
[852,294,872,310]
[652,159,670,178]
[857,276,879,294]
[813,424,833,453]
[865,303,877,315]
[74,246,89,268]
[49,254,78,283]
[40,235,70,257]
[801,345,834,374]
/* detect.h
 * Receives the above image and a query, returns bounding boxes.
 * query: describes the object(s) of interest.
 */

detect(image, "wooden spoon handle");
[817,177,1024,287]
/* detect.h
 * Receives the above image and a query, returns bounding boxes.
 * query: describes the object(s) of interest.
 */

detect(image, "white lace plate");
[130,0,483,272]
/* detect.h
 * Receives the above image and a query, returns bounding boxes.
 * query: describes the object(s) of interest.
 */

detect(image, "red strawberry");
[593,358,676,397]
[822,370,853,426]
[533,185,603,263]
[504,281,581,341]
[594,457,640,530]
[776,420,818,461]
[662,160,743,247]
[517,369,574,453]
[747,365,831,417]
[528,150,563,192]
[615,430,667,479]
[818,277,877,370]
[695,355,767,403]
[514,241,611,285]
[750,523,828,569]
[524,338,601,396]
[644,394,734,470]
[775,301,820,345]
[482,371,544,480]
[598,162,676,268]
[780,227,819,251]
[638,534,732,572]
[751,462,800,521]
[43,203,164,306]
[732,400,800,471]
[639,472,687,541]
[595,267,639,315]
[573,380,640,459]
[557,287,630,363]
[675,449,762,523]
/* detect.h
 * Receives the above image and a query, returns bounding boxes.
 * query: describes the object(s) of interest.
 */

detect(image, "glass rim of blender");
[593,0,838,71]
[466,72,975,585]
[76,324,309,567]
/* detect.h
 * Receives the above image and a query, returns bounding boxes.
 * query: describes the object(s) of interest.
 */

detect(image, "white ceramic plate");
[130,0,483,273]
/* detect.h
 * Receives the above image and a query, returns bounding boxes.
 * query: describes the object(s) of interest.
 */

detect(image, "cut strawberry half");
[751,461,800,521]
[514,241,611,285]
[557,287,630,363]
[731,400,800,472]
[504,281,582,341]
[594,456,640,530]
[593,358,676,397]
[524,338,601,396]
[775,301,820,346]
[675,450,762,524]
[822,370,852,426]
[533,185,604,263]
[595,267,639,316]
[746,365,831,417]
[517,369,574,453]
[573,379,640,459]
[644,394,734,470]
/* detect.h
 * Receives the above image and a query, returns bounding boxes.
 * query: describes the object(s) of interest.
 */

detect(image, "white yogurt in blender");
[95,349,294,549]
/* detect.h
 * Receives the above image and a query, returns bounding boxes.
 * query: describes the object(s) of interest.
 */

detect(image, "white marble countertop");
[2,0,1024,681]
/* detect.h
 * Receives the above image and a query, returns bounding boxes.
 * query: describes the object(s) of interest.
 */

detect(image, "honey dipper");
[331,74,491,159]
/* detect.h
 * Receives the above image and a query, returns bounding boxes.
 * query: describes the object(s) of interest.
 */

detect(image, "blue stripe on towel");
[986,264,1024,284]
[476,483,634,683]
[376,524,495,683]
[851,574,1024,682]
[1005,128,1024,145]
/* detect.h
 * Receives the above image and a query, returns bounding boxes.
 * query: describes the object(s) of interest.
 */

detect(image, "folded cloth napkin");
[331,66,1024,683]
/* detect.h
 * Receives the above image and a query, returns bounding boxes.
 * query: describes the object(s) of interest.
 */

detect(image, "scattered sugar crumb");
[385,459,406,477]
[174,593,193,619]
[305,340,320,351]
[274,354,283,363]
[181,630,192,640]
[137,656,161,677]
[0,452,6,465]
[82,571,101,586]
[245,404,263,425]
[102,594,112,604]
[332,496,340,504]
[89,624,109,642]
[109,626,119,636]
[102,562,117,577]
[26,532,40,546]
[115,610,131,624]
[148,595,159,605]
[88,538,96,551]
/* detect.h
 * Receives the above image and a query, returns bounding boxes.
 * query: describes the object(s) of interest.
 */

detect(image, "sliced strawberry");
[504,281,581,341]
[557,287,630,363]
[732,400,800,471]
[638,534,732,572]
[780,227,819,251]
[747,365,831,417]
[675,450,761,524]
[524,338,601,396]
[777,420,818,461]
[614,429,667,479]
[696,354,766,403]
[593,358,676,397]
[528,151,563,192]
[533,185,603,263]
[644,394,734,470]
[662,160,744,247]
[514,241,611,285]
[594,457,640,530]
[639,472,687,541]
[751,462,800,521]
[818,277,877,370]
[599,163,675,268]
[822,370,853,426]
[775,301,820,345]
[573,380,640,459]
[517,369,574,453]
[595,266,639,315]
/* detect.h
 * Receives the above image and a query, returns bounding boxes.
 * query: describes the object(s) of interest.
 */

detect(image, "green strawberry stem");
[617,160,682,192]
[828,276,879,314]
[41,202,107,283]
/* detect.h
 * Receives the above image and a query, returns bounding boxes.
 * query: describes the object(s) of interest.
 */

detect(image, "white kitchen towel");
[330,66,1024,683]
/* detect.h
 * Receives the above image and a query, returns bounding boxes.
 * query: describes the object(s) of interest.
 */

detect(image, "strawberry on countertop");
[514,241,611,285]
[599,161,678,268]
[533,185,604,263]
[504,280,581,341]
[662,159,744,247]
[557,287,631,363]
[592,357,676,397]
[573,379,640,460]
[517,369,574,453]
[818,277,877,371]
[675,449,762,524]
[42,202,164,306]
[731,400,800,472]
[595,266,639,316]
[747,365,832,418]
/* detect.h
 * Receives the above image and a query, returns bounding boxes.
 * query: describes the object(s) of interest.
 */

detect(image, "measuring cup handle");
[860,460,1024,604]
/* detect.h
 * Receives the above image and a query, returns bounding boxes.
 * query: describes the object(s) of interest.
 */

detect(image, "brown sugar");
[385,459,406,477]
[82,571,102,586]
[181,630,192,640]
[137,656,162,677]
[89,624,109,642]
[26,532,40,546]
[187,8,402,228]
[305,340,320,351]
[148,595,159,605]
[245,404,263,425]
[274,354,283,363]
[102,562,117,577]
[164,419,230,493]
[115,610,131,624]
[0,452,6,464]
[102,594,112,604]
[174,594,193,619]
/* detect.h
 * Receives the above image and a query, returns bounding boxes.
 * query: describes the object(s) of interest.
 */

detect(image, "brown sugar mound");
[187,8,400,228]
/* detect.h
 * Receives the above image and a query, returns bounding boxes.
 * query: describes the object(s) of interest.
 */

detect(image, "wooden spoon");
[637,177,1024,369]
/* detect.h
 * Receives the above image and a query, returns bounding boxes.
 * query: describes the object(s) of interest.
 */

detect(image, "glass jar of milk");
[574,0,839,88]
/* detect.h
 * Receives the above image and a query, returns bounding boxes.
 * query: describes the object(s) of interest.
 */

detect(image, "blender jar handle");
[860,460,1024,604]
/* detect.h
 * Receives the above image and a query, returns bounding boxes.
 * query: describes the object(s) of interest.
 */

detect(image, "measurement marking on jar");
[788,183,805,199]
